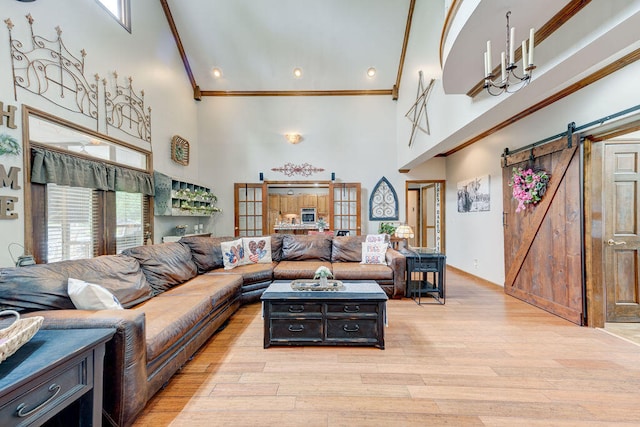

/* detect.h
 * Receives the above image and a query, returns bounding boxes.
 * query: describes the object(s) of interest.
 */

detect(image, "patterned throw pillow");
[361,242,388,265]
[220,238,248,270]
[365,234,390,245]
[242,236,272,264]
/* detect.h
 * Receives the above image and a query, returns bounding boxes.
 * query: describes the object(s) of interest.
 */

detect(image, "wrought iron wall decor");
[5,15,152,142]
[405,71,435,147]
[6,15,99,125]
[104,73,152,142]
[369,176,399,221]
[271,163,325,177]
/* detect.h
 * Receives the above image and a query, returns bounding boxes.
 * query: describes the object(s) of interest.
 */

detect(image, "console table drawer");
[270,319,323,342]
[326,319,379,342]
[326,303,378,314]
[0,355,90,426]
[270,302,322,315]
[409,259,439,271]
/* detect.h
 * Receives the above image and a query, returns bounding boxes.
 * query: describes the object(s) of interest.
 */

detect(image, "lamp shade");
[395,225,414,239]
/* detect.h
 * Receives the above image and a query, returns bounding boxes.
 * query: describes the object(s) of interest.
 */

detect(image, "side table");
[401,248,446,304]
[0,328,115,426]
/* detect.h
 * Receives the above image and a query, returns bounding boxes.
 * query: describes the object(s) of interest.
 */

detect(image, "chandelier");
[483,11,535,96]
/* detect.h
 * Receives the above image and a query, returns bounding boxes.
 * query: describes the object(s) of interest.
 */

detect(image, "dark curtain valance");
[31,147,154,195]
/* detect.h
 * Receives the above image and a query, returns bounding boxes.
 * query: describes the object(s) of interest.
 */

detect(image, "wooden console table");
[402,248,446,304]
[0,328,114,426]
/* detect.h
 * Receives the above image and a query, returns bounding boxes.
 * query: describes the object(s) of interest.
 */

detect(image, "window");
[115,191,144,253]
[47,185,98,263]
[96,0,131,32]
[24,108,153,264]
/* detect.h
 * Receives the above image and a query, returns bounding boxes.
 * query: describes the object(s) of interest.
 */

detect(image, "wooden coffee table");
[261,280,387,349]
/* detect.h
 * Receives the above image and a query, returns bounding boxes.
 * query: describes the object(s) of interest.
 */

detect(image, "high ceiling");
[164,0,412,94]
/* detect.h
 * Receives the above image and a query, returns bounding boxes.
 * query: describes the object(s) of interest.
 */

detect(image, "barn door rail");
[502,103,640,166]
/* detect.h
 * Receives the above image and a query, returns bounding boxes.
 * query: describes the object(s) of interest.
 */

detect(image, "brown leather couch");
[0,234,404,426]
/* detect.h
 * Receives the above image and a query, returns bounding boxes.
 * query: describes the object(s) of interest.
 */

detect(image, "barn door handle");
[607,239,627,246]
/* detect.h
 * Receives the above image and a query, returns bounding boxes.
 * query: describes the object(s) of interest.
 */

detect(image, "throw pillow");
[221,238,248,270]
[361,242,388,265]
[67,278,124,310]
[366,234,390,244]
[242,236,272,264]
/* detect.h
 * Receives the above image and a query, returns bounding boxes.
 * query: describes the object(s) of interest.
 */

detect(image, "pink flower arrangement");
[510,167,550,212]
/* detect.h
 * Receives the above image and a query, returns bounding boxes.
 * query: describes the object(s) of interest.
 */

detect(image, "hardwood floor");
[133,269,640,426]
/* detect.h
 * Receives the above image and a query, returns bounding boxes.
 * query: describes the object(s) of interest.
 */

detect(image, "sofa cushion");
[331,262,393,281]
[281,235,332,261]
[207,262,275,285]
[179,236,234,273]
[135,275,241,362]
[123,243,198,294]
[331,235,366,262]
[270,234,284,262]
[274,260,332,280]
[0,255,153,312]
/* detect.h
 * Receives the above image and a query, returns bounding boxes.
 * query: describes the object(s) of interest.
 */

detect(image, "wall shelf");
[154,171,219,217]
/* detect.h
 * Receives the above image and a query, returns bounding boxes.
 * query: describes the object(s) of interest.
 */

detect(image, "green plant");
[0,133,20,156]
[378,222,397,235]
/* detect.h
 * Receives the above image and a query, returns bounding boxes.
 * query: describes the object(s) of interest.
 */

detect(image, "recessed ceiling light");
[212,67,223,78]
[367,67,377,78]
[293,67,303,79]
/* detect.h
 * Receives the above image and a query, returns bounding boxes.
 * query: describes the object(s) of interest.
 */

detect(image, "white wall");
[445,60,640,285]
[0,0,198,267]
[195,95,402,236]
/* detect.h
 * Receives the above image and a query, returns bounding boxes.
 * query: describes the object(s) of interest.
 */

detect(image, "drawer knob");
[16,383,61,418]
[288,324,305,332]
[288,305,304,313]
[343,324,360,333]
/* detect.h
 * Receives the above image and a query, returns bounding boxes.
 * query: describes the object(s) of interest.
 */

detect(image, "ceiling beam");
[160,0,198,94]
[200,89,394,97]
[393,0,417,101]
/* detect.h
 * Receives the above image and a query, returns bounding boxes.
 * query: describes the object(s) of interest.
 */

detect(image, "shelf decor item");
[510,167,549,212]
[313,266,333,287]
[171,135,190,166]
[0,310,44,363]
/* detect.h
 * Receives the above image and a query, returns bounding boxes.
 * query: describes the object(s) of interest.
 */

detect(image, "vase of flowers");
[316,218,327,232]
[510,167,550,213]
[314,266,333,287]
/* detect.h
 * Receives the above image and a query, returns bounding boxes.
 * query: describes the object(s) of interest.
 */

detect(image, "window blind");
[115,191,144,253]
[47,184,98,262]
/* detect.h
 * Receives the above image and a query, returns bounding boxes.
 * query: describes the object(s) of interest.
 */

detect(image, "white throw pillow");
[67,278,123,310]
[361,242,388,265]
[220,238,248,270]
[242,236,272,264]
[366,234,390,245]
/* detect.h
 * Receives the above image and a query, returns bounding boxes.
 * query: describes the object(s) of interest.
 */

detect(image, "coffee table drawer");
[326,303,378,314]
[270,319,323,342]
[270,302,322,315]
[326,319,379,342]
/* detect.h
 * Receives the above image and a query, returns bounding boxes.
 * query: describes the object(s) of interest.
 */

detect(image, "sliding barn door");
[502,136,584,324]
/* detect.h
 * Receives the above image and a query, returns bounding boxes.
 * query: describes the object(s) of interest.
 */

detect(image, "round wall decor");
[171,135,190,166]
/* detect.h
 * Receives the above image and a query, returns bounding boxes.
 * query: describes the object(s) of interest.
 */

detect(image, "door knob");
[607,239,627,246]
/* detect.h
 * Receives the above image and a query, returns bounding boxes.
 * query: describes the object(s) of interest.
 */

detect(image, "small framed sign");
[171,135,190,166]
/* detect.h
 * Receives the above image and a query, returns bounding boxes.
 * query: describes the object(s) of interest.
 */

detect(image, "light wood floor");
[133,269,640,426]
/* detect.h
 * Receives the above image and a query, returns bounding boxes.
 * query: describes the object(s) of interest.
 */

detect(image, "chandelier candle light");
[484,11,535,96]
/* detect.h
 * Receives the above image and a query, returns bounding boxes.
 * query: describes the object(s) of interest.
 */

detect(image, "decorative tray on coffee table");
[290,279,345,292]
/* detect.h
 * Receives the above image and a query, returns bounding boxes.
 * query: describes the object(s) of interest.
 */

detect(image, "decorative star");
[405,71,435,147]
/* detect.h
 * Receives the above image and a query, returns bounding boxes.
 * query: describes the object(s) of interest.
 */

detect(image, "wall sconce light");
[366,67,377,78]
[293,67,303,79]
[285,133,302,144]
[212,67,223,78]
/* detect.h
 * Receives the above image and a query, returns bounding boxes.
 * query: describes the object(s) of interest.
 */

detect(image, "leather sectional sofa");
[0,233,405,426]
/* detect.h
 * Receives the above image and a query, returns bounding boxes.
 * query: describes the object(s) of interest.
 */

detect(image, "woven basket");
[0,310,44,363]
